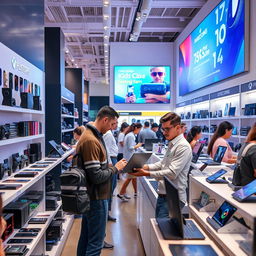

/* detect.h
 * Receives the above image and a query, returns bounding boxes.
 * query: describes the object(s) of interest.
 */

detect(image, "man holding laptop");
[131,112,192,218]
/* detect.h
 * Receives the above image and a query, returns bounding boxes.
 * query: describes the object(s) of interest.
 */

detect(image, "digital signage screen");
[114,66,171,104]
[179,0,247,96]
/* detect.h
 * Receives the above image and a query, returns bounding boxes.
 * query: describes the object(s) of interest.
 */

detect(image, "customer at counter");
[186,126,202,149]
[131,112,192,218]
[237,122,256,185]
[207,121,237,164]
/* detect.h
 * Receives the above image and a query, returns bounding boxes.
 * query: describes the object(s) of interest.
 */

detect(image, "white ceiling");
[44,0,207,83]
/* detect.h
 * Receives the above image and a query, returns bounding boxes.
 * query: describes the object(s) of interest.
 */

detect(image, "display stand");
[192,199,216,212]
[206,216,248,234]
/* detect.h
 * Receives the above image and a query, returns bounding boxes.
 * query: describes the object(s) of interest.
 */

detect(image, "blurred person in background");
[117,123,143,201]
[186,126,202,149]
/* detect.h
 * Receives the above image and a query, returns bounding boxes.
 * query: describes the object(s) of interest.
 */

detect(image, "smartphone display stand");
[192,199,216,212]
[228,183,243,191]
[206,216,248,234]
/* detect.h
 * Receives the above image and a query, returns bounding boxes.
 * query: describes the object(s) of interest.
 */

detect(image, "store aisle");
[61,179,145,256]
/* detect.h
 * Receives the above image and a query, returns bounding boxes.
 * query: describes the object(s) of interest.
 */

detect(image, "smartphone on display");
[19,77,23,92]
[28,218,47,224]
[0,68,2,86]
[3,179,30,183]
[7,239,33,244]
[14,232,38,237]
[14,75,19,91]
[19,228,41,233]
[9,72,13,89]
[206,169,227,183]
[3,70,8,87]
[24,79,27,92]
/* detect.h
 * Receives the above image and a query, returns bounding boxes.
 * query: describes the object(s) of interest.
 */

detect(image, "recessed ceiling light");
[104,35,109,39]
[104,26,108,30]
[71,59,75,62]
[103,15,109,20]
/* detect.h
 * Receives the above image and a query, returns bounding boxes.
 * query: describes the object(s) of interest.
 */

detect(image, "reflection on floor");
[61,179,145,256]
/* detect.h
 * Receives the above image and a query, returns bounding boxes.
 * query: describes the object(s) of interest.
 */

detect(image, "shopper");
[138,121,157,143]
[181,122,187,138]
[103,119,119,222]
[117,123,143,201]
[186,126,202,149]
[207,121,237,163]
[131,112,192,218]
[237,123,256,185]
[67,126,86,162]
[117,122,129,161]
[76,106,127,256]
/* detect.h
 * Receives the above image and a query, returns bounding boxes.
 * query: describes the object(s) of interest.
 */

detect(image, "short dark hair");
[151,123,159,128]
[144,121,150,127]
[160,112,181,126]
[73,126,86,136]
[96,106,119,120]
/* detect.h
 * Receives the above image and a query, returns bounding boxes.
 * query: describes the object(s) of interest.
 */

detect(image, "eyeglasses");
[151,72,164,77]
[161,126,174,133]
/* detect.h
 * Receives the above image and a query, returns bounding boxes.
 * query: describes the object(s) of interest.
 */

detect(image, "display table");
[149,219,224,256]
[189,176,256,256]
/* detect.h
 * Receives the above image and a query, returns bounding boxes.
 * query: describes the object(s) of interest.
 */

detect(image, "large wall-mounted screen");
[179,0,246,96]
[114,66,171,104]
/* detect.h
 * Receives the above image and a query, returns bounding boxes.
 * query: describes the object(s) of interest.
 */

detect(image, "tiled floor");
[61,179,145,256]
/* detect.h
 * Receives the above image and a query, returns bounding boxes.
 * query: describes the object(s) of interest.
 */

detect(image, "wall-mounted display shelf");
[61,114,75,119]
[176,82,256,144]
[0,134,45,147]
[0,105,44,115]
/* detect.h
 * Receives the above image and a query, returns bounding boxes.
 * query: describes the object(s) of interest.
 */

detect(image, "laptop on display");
[144,139,161,151]
[192,143,205,163]
[156,177,205,240]
[202,146,227,166]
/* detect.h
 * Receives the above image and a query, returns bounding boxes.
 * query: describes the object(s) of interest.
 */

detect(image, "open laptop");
[156,177,205,240]
[192,143,205,163]
[144,139,161,151]
[122,152,152,173]
[202,146,227,166]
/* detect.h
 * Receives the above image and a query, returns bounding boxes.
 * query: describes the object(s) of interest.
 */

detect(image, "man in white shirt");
[103,120,119,222]
[132,112,192,218]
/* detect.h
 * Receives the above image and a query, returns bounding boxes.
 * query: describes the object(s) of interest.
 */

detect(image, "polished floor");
[61,179,145,256]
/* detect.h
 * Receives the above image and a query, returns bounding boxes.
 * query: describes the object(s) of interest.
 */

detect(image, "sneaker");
[123,194,131,199]
[134,193,137,197]
[117,194,129,202]
[103,241,114,249]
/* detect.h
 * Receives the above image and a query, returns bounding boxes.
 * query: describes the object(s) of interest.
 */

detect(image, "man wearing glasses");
[131,112,192,218]
[144,66,170,103]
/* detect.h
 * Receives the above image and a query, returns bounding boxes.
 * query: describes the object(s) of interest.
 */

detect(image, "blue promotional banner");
[179,0,246,96]
[241,80,256,93]
[114,66,171,104]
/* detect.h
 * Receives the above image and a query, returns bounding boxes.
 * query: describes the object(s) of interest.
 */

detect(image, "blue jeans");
[108,157,118,211]
[155,196,185,218]
[77,199,108,256]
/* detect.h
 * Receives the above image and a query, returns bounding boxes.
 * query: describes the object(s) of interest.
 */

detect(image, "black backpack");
[232,143,256,186]
[60,154,90,214]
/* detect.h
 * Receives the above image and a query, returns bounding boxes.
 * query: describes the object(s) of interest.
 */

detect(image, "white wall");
[89,81,110,96]
[110,42,173,111]
[175,0,256,104]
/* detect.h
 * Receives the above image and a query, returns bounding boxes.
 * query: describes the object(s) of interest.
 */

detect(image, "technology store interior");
[0,0,255,255]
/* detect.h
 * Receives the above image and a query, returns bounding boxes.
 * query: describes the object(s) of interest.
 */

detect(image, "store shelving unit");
[0,134,45,147]
[176,82,256,144]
